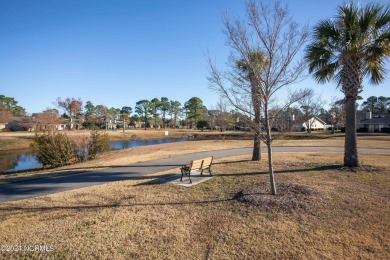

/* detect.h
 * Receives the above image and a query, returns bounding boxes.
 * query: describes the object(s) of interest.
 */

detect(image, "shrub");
[74,131,110,162]
[196,120,209,131]
[381,128,390,133]
[31,132,76,167]
[82,121,98,130]
[88,131,110,159]
[32,131,110,167]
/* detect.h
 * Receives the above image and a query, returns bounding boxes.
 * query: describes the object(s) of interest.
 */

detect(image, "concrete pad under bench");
[169,173,214,187]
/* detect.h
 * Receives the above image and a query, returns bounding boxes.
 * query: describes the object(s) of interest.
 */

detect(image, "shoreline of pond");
[0,138,190,174]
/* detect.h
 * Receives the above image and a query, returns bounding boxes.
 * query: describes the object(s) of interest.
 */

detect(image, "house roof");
[314,116,327,125]
[357,112,388,121]
[360,115,390,125]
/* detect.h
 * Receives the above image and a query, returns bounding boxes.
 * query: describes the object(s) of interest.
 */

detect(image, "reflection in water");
[0,149,42,173]
[0,138,188,173]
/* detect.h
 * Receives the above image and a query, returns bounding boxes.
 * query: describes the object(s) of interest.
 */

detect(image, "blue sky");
[0,0,388,114]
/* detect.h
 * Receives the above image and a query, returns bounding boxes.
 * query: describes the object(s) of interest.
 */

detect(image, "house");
[357,111,390,133]
[106,120,117,130]
[53,118,83,131]
[0,122,7,130]
[292,116,331,132]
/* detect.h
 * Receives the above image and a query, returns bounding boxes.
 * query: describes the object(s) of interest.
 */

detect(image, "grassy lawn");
[0,137,32,151]
[0,152,389,259]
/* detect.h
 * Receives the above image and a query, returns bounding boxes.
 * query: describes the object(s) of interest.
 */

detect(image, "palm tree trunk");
[252,99,261,161]
[344,98,359,167]
[252,133,261,161]
[251,80,262,161]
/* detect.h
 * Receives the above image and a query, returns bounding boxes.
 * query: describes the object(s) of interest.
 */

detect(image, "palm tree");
[305,2,390,167]
[237,51,266,161]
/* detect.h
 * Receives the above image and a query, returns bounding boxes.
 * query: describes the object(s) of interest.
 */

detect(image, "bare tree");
[56,97,83,130]
[34,109,61,131]
[208,0,309,195]
[215,98,234,132]
[329,98,345,134]
[297,89,325,133]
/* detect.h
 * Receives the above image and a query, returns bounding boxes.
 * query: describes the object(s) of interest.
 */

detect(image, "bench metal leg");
[180,168,184,181]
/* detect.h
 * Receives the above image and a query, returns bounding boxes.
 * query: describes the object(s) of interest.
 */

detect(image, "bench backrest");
[190,156,213,171]
[202,157,213,168]
[191,159,203,170]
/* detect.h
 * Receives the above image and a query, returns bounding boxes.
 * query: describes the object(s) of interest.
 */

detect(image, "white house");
[292,116,331,131]
[0,122,7,130]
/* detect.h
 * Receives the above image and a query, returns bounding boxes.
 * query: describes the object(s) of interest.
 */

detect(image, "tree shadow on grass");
[136,164,343,186]
[0,197,235,212]
[217,164,343,177]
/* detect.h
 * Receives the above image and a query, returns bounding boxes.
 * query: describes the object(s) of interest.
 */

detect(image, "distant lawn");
[0,137,32,151]
[1,129,389,151]
[0,152,389,259]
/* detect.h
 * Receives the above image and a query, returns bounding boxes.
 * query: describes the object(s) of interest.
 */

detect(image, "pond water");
[0,138,188,173]
[109,138,188,150]
[0,149,42,173]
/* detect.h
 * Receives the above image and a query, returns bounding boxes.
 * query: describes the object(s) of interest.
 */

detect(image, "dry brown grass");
[0,137,32,151]
[0,152,389,259]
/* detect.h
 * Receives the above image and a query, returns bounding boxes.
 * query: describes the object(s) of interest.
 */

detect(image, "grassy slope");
[0,152,389,259]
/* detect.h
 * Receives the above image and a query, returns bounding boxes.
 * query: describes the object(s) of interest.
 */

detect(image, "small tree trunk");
[344,97,359,167]
[264,103,276,195]
[331,124,335,134]
[267,142,277,196]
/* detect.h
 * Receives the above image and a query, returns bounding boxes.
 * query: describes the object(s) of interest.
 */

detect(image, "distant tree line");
[1,93,388,133]
[360,96,390,114]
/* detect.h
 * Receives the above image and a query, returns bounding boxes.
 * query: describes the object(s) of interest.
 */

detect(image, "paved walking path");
[0,146,389,203]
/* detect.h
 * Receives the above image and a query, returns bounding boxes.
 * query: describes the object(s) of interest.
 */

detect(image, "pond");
[0,138,188,173]
[0,149,41,173]
[109,138,188,150]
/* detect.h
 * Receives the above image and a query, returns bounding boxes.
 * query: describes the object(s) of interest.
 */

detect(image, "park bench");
[180,156,213,184]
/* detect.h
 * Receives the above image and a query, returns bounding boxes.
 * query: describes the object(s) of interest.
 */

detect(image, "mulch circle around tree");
[234,182,324,213]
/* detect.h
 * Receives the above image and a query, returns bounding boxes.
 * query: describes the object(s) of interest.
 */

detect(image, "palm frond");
[306,1,390,90]
[359,3,380,34]
[375,5,390,29]
[366,61,386,85]
[314,20,340,43]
